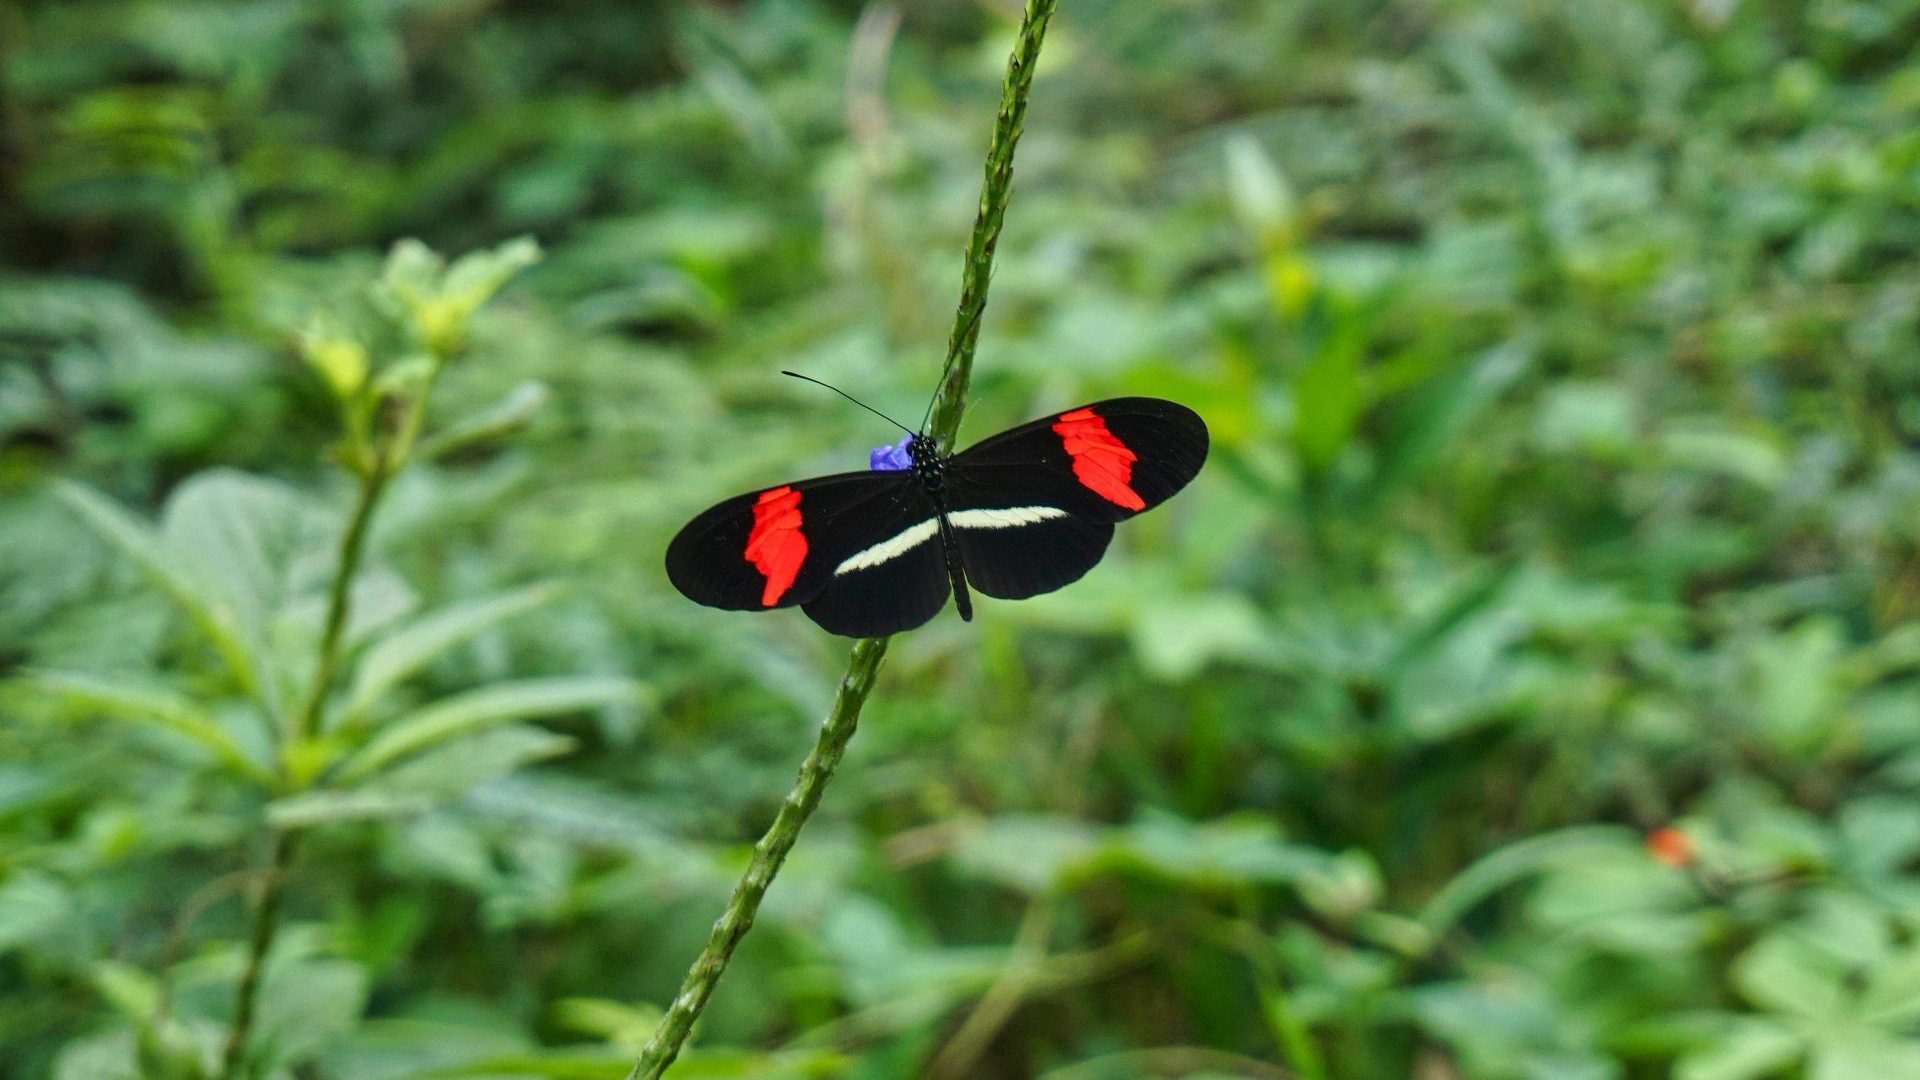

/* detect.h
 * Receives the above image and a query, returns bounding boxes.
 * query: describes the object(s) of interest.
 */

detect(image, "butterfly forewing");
[939,397,1208,600]
[949,397,1209,522]
[802,524,951,635]
[948,509,1114,600]
[665,471,925,613]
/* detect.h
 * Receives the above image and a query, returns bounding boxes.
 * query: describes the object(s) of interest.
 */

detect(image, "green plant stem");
[623,4,1059,1077]
[295,462,389,742]
[222,374,430,1075]
[926,0,1057,453]
[216,829,297,1080]
[624,637,888,1080]
[218,460,388,1076]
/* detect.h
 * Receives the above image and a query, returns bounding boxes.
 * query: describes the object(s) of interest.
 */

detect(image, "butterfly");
[665,374,1208,637]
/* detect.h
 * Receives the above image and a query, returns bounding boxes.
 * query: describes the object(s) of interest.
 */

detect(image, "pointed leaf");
[1418,826,1636,937]
[376,726,574,797]
[1291,305,1364,471]
[1734,933,1849,1020]
[1369,338,1531,500]
[157,470,324,640]
[416,381,550,462]
[269,728,574,828]
[265,789,439,829]
[53,481,259,695]
[336,677,640,783]
[1859,947,1920,1027]
[1810,1032,1920,1080]
[28,671,275,786]
[342,584,557,723]
[1675,1020,1804,1080]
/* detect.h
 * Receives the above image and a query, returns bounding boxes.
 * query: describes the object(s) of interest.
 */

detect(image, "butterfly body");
[666,397,1207,637]
[898,432,977,623]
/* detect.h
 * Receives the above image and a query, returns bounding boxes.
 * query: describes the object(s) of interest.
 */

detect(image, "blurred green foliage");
[5,1,1920,1078]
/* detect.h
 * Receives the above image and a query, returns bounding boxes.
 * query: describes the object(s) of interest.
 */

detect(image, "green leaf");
[1225,134,1298,245]
[379,236,541,356]
[268,728,574,828]
[1125,592,1269,680]
[440,237,542,315]
[89,961,163,1021]
[416,380,551,461]
[53,481,260,697]
[1749,618,1849,756]
[550,996,661,1045]
[1859,947,1920,1028]
[157,471,318,627]
[264,788,439,829]
[335,676,641,783]
[1674,1020,1803,1080]
[0,872,72,953]
[1383,562,1519,676]
[254,958,369,1067]
[341,584,557,724]
[376,726,574,795]
[1291,302,1365,471]
[1418,826,1638,937]
[950,816,1101,893]
[53,1031,141,1080]
[1370,338,1532,501]
[1809,1031,1920,1080]
[1103,813,1332,891]
[1734,933,1850,1020]
[26,671,275,786]
[1660,422,1788,490]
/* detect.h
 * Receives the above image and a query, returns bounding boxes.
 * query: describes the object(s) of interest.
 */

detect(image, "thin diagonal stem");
[927,0,1058,453]
[624,638,888,1080]
[623,4,1061,1077]
[296,461,388,741]
[220,373,431,1079]
[215,830,297,1080]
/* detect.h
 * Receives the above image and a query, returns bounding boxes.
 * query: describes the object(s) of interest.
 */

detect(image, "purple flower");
[870,435,914,472]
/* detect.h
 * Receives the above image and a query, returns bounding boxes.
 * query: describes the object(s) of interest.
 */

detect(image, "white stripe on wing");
[832,507,1069,576]
[949,506,1068,529]
[834,519,939,575]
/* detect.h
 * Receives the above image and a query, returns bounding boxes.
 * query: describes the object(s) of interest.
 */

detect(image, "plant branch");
[623,3,1060,1076]
[219,448,389,1077]
[295,463,389,742]
[927,0,1058,452]
[215,829,297,1080]
[624,637,888,1080]
[223,360,437,1076]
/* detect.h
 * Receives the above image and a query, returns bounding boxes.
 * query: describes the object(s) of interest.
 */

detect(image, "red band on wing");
[745,486,807,606]
[1053,408,1146,510]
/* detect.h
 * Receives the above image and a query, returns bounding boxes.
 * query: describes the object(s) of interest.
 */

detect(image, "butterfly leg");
[936,515,973,621]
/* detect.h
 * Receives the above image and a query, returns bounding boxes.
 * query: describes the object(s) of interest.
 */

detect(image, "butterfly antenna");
[781,371,916,436]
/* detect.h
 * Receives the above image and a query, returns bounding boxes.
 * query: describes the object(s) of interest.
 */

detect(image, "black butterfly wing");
[800,519,951,636]
[950,397,1210,521]
[666,471,924,613]
[944,398,1207,600]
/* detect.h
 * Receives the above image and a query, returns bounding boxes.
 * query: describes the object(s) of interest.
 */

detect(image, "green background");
[5,1,1920,1078]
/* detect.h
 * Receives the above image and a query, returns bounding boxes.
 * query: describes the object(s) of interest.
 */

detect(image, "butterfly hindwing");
[947,506,1114,600]
[948,397,1209,522]
[665,471,926,613]
[801,518,952,635]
